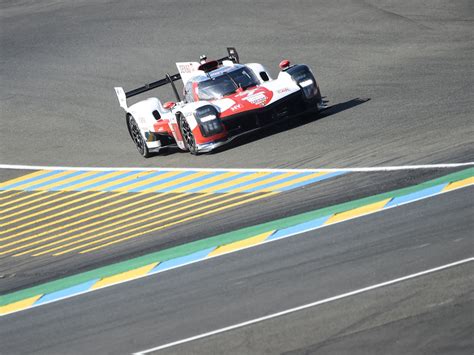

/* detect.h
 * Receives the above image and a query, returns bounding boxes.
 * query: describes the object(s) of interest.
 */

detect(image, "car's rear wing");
[114,47,239,110]
[217,47,239,65]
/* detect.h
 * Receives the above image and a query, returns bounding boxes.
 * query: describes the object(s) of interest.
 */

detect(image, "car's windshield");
[197,67,258,100]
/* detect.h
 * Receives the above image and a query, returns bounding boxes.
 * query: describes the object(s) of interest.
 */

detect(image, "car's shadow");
[210,97,371,154]
[152,97,370,157]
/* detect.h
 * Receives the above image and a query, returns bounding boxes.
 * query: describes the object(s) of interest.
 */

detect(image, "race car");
[114,48,326,157]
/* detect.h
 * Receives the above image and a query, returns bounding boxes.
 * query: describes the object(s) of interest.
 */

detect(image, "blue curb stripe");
[0,170,63,190]
[187,172,253,193]
[149,247,216,273]
[278,171,347,191]
[74,171,138,191]
[34,279,99,305]
[244,172,313,192]
[128,171,195,193]
[213,172,284,193]
[266,216,330,241]
[49,171,113,191]
[24,171,86,191]
[159,171,225,192]
[385,183,448,208]
[101,171,170,191]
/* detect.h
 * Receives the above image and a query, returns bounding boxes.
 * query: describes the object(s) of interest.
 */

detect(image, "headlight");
[195,106,224,137]
[286,65,318,99]
[299,79,314,88]
[199,114,217,123]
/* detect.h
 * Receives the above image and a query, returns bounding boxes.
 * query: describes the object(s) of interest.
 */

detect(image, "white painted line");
[0,162,472,173]
[133,257,474,354]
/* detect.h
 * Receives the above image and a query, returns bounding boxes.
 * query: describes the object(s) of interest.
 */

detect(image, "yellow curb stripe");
[208,230,275,257]
[324,198,392,225]
[9,171,77,190]
[0,170,52,189]
[259,172,328,192]
[60,171,130,191]
[53,192,255,255]
[43,192,232,256]
[138,171,214,193]
[0,294,42,316]
[198,172,273,193]
[79,191,278,254]
[230,172,300,193]
[0,191,26,203]
[0,191,78,220]
[91,262,159,290]
[25,193,208,256]
[13,193,186,256]
[0,191,106,234]
[0,191,52,211]
[113,171,184,192]
[443,176,474,192]
[34,171,100,191]
[172,171,241,193]
[0,192,142,250]
[86,171,155,191]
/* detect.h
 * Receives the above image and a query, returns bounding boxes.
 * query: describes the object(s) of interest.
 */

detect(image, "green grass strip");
[1,167,472,306]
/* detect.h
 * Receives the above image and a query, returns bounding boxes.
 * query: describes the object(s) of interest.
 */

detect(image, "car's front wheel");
[127,115,150,158]
[178,114,198,155]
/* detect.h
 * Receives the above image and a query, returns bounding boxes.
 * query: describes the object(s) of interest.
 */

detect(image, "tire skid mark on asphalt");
[0,168,346,256]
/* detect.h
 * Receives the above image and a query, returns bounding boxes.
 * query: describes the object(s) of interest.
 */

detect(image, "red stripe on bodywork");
[219,86,274,118]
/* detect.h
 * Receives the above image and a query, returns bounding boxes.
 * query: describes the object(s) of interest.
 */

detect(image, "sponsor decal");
[220,87,273,117]
[178,63,194,74]
[230,103,243,112]
[277,87,290,94]
[242,92,268,106]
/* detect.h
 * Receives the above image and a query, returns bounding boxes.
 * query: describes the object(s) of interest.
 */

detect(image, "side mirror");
[163,101,176,110]
[279,59,290,70]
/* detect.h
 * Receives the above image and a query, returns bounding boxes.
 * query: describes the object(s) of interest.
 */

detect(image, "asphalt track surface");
[1,0,472,169]
[0,0,473,353]
[1,188,472,354]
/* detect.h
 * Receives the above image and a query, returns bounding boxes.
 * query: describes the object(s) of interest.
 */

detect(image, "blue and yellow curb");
[0,168,346,194]
[1,168,472,316]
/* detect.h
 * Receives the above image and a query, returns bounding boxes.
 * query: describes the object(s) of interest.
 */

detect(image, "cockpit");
[184,66,259,102]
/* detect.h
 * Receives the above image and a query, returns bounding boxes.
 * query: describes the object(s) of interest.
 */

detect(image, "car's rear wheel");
[127,115,150,158]
[178,114,198,155]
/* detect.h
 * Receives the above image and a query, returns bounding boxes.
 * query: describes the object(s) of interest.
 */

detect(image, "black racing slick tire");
[178,114,198,155]
[127,115,150,158]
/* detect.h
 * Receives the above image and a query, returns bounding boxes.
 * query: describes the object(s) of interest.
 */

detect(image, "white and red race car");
[114,48,325,157]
